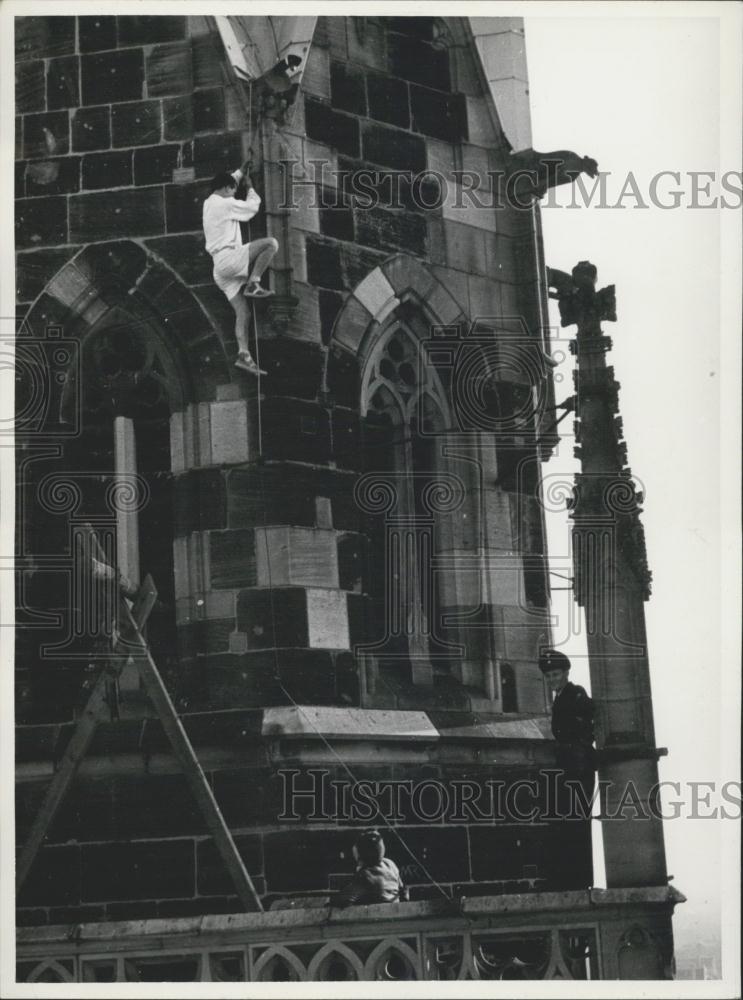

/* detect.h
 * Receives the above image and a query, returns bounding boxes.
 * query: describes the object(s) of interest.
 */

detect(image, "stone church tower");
[14,14,681,982]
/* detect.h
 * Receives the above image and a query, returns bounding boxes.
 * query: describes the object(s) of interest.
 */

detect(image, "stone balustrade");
[17,886,682,982]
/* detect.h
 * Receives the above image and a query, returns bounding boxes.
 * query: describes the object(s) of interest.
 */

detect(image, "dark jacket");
[334,857,404,908]
[552,681,595,772]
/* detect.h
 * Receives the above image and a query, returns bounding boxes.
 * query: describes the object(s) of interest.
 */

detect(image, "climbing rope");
[217,29,453,904]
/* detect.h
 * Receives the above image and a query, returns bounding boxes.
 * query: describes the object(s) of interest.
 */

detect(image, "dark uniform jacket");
[552,681,595,772]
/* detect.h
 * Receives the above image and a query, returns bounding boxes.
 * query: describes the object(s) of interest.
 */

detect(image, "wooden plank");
[120,598,264,913]
[16,670,109,892]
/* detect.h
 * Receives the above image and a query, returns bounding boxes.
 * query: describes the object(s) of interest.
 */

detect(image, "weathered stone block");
[338,532,365,591]
[330,61,366,116]
[236,587,309,648]
[302,44,331,100]
[257,527,340,589]
[362,121,426,173]
[324,293,371,358]
[314,15,348,60]
[16,16,75,61]
[133,143,180,186]
[285,281,322,344]
[26,156,81,197]
[442,182,496,233]
[263,828,348,892]
[81,149,132,190]
[306,235,343,290]
[226,466,317,529]
[197,835,263,896]
[386,16,436,41]
[17,845,80,907]
[16,196,67,249]
[208,529,256,589]
[318,288,344,345]
[340,242,386,290]
[211,399,251,465]
[279,651,339,704]
[469,825,537,881]
[117,15,187,45]
[366,72,410,129]
[71,105,111,153]
[69,187,164,242]
[465,96,497,147]
[387,31,451,90]
[145,234,212,285]
[305,98,360,158]
[467,273,502,318]
[111,99,162,147]
[426,136,456,177]
[16,61,45,115]
[165,179,211,233]
[346,15,385,69]
[177,618,235,659]
[355,205,426,255]
[319,201,354,242]
[191,33,225,89]
[263,397,332,465]
[110,774,206,838]
[395,826,469,883]
[257,338,324,400]
[174,468,228,536]
[146,41,192,98]
[81,49,145,106]
[514,660,549,713]
[481,489,516,550]
[16,247,79,302]
[411,85,467,144]
[499,604,550,661]
[15,160,26,198]
[46,55,79,111]
[77,15,117,52]
[162,95,193,141]
[23,110,69,159]
[193,88,225,132]
[193,131,243,179]
[486,232,516,283]
[443,218,487,273]
[81,839,194,902]
[204,588,239,622]
[307,587,349,648]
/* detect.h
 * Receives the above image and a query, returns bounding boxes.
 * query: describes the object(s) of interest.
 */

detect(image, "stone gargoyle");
[505,149,599,201]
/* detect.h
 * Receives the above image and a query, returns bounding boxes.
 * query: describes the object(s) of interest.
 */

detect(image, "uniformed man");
[539,648,595,888]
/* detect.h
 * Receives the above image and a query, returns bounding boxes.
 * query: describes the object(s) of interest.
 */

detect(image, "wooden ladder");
[16,523,263,913]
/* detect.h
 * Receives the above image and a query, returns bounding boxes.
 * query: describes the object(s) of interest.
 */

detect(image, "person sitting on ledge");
[334,830,407,908]
[202,162,279,376]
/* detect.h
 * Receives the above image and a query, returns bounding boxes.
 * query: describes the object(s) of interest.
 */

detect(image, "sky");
[524,6,740,962]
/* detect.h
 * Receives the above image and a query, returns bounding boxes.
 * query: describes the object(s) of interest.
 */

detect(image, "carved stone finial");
[547,262,616,330]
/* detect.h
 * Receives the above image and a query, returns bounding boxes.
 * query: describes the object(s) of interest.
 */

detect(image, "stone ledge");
[16,885,685,951]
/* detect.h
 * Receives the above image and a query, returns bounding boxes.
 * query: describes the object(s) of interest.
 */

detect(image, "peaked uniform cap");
[538,649,571,674]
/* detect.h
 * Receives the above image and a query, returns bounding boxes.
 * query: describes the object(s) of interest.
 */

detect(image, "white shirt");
[202,170,261,255]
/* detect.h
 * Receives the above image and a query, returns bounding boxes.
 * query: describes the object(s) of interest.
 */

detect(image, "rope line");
[222,28,453,904]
